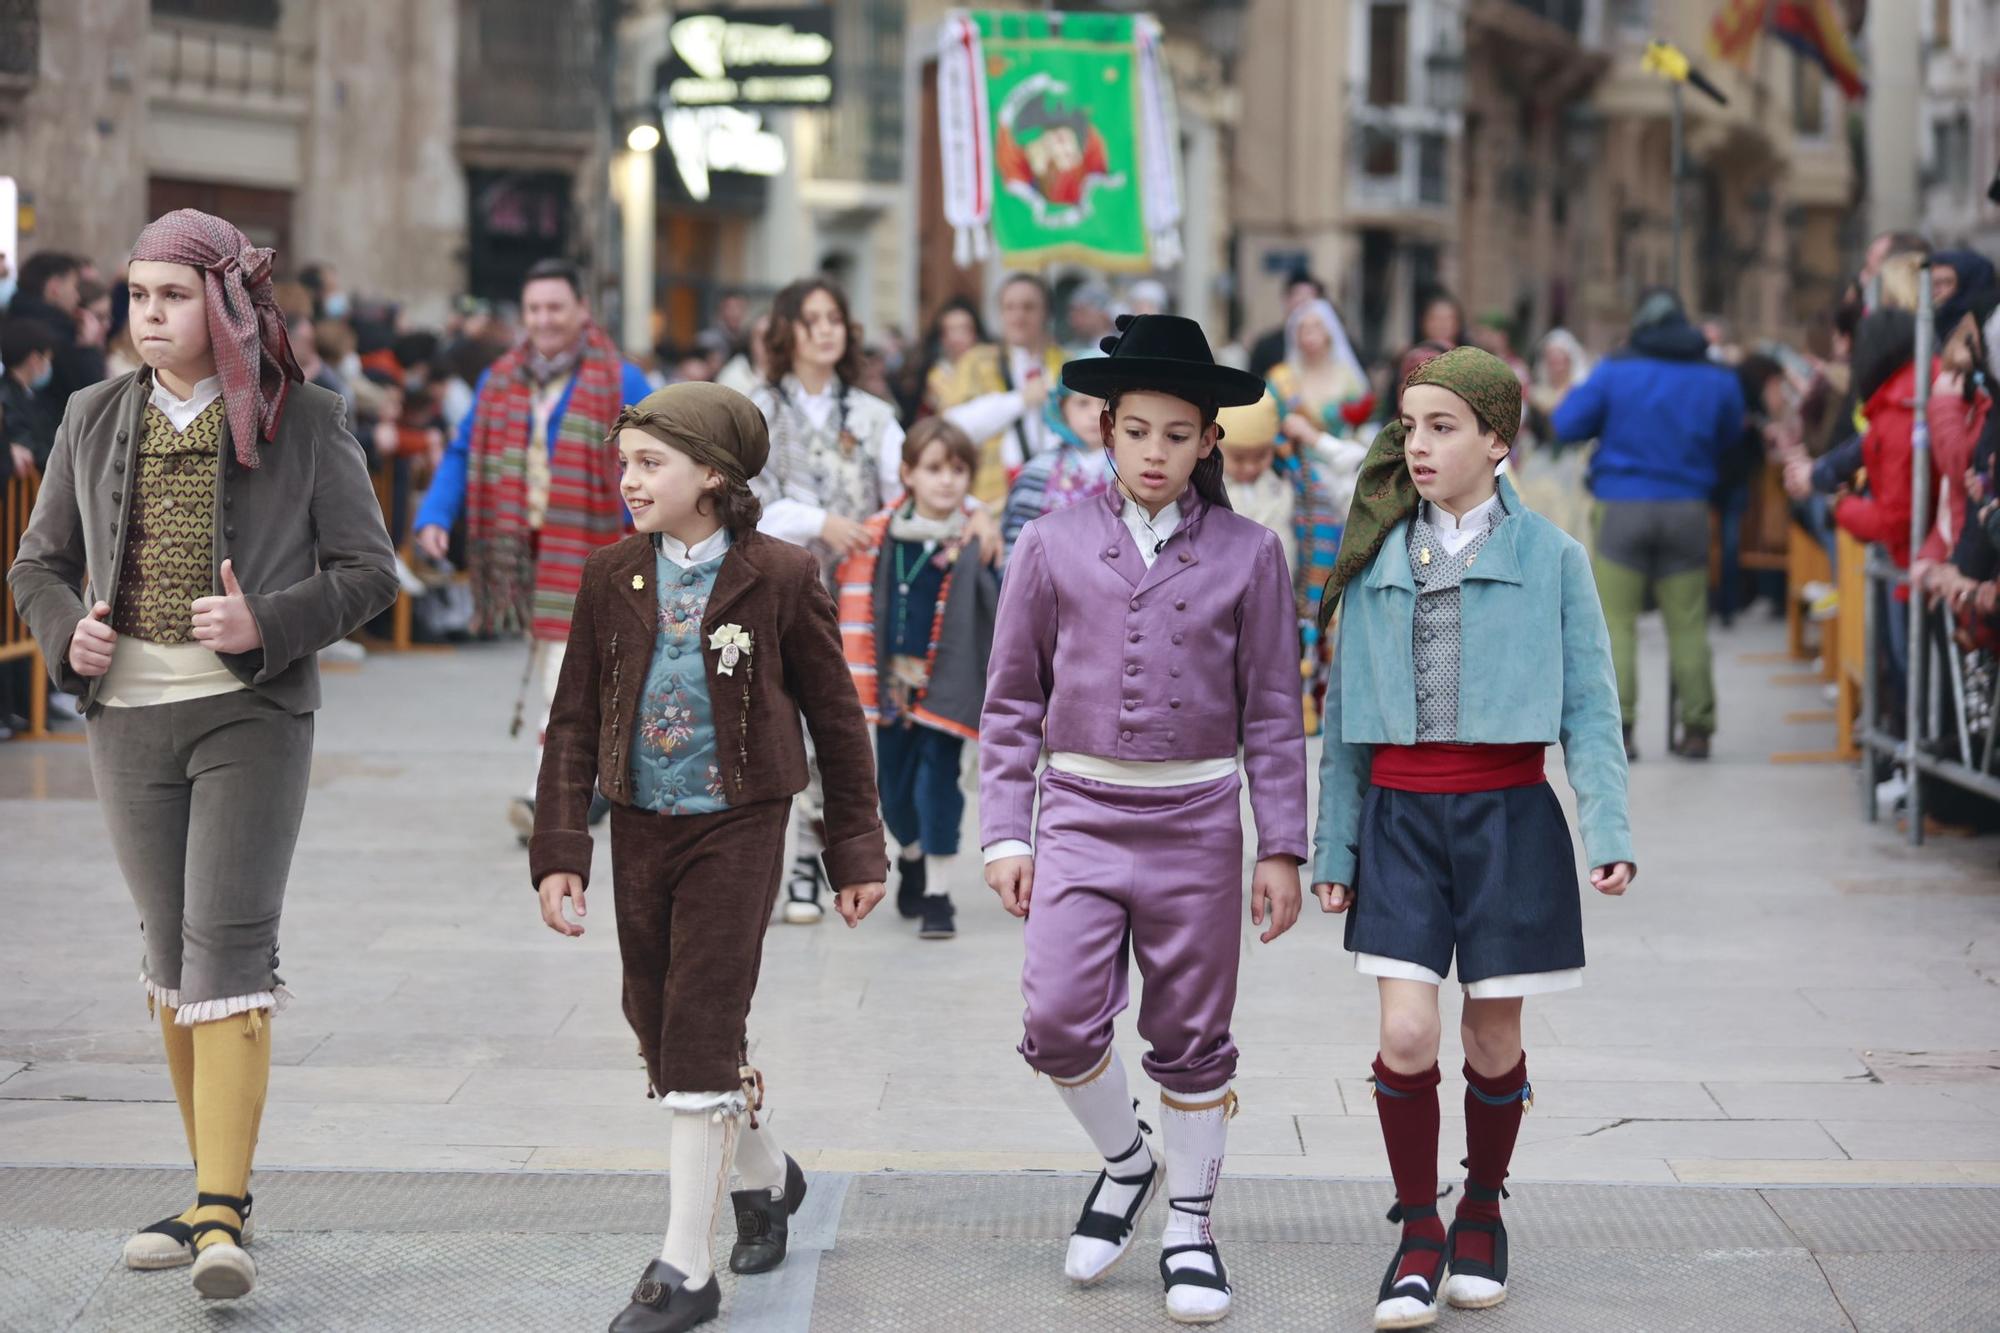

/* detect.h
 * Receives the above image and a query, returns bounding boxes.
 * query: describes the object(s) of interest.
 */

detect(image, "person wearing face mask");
[1,318,61,474]
[411,257,654,843]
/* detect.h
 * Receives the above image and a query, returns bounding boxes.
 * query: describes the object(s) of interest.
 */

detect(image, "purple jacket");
[979,490,1310,863]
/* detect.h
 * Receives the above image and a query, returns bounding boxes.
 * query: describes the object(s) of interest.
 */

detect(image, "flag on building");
[1770,0,1867,99]
[1706,0,1767,69]
[937,9,1182,272]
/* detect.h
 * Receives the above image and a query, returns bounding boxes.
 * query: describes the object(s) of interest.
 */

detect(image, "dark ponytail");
[1189,450,1232,511]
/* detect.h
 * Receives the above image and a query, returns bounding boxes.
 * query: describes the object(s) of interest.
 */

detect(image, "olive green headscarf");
[609,382,770,484]
[1318,345,1523,628]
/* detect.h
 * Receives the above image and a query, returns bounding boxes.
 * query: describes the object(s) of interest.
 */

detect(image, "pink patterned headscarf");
[129,209,302,468]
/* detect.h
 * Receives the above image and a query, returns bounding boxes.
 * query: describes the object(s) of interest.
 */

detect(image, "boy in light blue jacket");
[1309,347,1635,1331]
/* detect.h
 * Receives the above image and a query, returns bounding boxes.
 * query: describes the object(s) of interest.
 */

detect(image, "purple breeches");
[1018,767,1244,1095]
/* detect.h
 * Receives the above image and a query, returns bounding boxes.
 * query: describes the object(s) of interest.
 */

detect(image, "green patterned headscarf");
[1317,345,1523,628]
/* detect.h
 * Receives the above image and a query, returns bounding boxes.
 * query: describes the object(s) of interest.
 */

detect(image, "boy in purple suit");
[980,315,1309,1324]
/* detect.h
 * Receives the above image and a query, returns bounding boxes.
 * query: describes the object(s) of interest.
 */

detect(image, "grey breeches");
[86,690,314,1022]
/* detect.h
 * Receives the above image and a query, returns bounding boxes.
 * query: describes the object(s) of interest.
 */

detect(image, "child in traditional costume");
[1215,387,1345,733]
[981,315,1309,1325]
[998,351,1114,549]
[7,210,399,1300]
[748,277,997,923]
[532,383,888,1333]
[1309,347,1634,1330]
[836,418,999,939]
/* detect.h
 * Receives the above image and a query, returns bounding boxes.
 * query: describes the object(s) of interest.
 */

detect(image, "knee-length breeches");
[86,691,314,1017]
[1018,768,1244,1095]
[609,798,790,1095]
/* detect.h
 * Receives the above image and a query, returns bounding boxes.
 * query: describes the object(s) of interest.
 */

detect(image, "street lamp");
[1424,38,1465,115]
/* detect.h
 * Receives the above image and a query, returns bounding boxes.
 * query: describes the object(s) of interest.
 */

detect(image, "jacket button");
[1166,730,1176,742]
[111,491,120,503]
[1171,633,1183,645]
[1418,662,1429,674]
[1175,599,1186,610]
[224,495,233,509]
[1130,596,1140,608]
[1120,729,1133,741]
[1419,690,1431,702]
[1124,699,1136,710]
[1128,632,1141,643]
[1178,553,1190,563]
[1106,547,1119,558]
[1169,666,1181,678]
[116,430,128,444]
[113,459,125,473]
[1124,664,1139,676]
[1170,698,1181,709]
[667,648,680,660]
[225,525,236,539]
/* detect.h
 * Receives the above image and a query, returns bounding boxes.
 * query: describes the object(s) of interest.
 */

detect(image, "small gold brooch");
[631,574,645,590]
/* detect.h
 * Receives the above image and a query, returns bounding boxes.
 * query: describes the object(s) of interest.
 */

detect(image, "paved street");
[3,613,1998,1329]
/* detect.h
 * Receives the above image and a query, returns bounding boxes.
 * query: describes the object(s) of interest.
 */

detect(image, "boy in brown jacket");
[530,382,887,1333]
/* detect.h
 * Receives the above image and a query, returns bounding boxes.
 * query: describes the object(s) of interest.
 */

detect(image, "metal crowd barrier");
[1852,268,2000,842]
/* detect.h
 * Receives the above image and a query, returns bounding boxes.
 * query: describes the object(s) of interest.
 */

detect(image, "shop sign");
[665,106,787,202]
[659,9,836,109]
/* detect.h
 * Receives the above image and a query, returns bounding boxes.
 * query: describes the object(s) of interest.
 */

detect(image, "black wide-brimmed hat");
[1061,313,1267,408]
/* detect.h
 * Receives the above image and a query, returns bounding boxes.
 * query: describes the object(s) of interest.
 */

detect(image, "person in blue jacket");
[411,258,652,840]
[1551,288,1744,760]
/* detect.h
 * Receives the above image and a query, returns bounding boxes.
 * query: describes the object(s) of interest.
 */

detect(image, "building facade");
[1,0,602,328]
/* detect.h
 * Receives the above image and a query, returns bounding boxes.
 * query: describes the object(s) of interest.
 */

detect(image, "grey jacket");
[7,370,399,714]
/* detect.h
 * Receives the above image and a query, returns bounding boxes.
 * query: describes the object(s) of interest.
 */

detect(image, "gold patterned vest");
[111,400,224,642]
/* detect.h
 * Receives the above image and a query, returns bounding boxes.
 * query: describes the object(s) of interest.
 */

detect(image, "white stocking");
[659,1102,740,1287]
[1161,1084,1235,1318]
[1053,1049,1154,1281]
[734,1115,789,1197]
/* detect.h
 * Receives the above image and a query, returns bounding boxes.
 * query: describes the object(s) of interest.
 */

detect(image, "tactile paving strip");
[3,1168,1992,1332]
[810,1238,1850,1332]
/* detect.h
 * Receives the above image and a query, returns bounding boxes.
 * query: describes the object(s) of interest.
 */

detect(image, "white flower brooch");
[708,624,752,676]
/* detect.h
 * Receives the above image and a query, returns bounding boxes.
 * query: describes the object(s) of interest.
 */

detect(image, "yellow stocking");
[156,1001,198,1165]
[188,1009,272,1251]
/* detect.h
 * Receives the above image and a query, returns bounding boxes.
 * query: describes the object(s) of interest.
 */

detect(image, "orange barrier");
[1832,529,1867,761]
[1785,522,1834,669]
[0,470,54,739]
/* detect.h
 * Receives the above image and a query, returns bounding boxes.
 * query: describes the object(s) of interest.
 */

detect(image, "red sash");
[1369,742,1546,794]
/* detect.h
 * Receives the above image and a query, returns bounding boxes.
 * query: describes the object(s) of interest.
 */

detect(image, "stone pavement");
[2,612,1998,1329]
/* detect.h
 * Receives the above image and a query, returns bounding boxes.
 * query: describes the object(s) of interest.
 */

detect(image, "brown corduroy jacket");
[530,529,889,891]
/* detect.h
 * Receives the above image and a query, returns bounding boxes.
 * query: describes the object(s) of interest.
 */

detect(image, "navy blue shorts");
[1343,782,1585,983]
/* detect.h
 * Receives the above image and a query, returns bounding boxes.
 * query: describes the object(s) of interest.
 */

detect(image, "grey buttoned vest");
[1408,499,1504,741]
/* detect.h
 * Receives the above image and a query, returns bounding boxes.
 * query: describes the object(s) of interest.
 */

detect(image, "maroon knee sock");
[1455,1053,1529,1269]
[1372,1056,1445,1288]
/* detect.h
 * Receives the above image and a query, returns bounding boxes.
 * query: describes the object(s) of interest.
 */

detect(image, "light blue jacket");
[1311,475,1633,885]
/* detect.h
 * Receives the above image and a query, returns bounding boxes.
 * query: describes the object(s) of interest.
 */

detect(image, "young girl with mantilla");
[1310,347,1634,1330]
[981,314,1309,1325]
[531,382,888,1333]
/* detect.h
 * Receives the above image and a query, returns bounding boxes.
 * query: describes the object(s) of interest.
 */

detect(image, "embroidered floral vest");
[630,549,728,814]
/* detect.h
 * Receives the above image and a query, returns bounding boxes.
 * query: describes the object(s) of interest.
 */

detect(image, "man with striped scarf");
[414,258,653,839]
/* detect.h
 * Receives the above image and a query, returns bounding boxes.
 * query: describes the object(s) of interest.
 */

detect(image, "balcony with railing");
[457,0,600,146]
[1347,104,1454,224]
[149,14,312,114]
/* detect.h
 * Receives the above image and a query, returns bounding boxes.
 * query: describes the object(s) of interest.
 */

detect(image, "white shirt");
[657,526,731,570]
[1120,493,1181,568]
[150,374,224,433]
[1421,492,1501,558]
